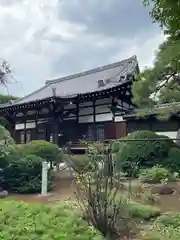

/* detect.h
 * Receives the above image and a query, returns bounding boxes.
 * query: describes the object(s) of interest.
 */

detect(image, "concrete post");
[41,161,48,195]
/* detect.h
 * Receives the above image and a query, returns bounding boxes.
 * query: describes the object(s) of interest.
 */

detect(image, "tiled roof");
[1,55,138,106]
[123,102,180,119]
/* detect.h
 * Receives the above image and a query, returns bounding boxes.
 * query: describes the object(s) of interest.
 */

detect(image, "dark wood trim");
[76,102,79,122]
[24,121,27,143]
[93,98,96,123]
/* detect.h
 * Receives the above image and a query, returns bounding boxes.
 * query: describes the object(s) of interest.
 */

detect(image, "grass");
[0,200,103,240]
[143,213,180,240]
[128,200,161,220]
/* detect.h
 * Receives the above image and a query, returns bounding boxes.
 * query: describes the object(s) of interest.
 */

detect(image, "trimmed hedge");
[2,154,52,193]
[165,147,180,172]
[25,140,62,167]
[0,200,102,240]
[114,130,175,175]
[68,154,90,172]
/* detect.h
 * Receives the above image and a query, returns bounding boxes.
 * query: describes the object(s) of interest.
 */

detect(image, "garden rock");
[151,184,174,195]
[0,190,8,198]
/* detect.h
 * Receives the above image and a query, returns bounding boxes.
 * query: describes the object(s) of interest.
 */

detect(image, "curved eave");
[0,81,132,113]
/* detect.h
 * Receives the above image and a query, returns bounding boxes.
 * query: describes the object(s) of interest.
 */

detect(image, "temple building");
[0,55,179,146]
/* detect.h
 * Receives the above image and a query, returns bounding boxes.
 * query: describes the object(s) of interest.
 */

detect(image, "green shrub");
[0,125,14,145]
[111,141,121,153]
[156,212,180,228]
[127,200,161,220]
[0,200,102,240]
[68,154,90,172]
[26,140,62,167]
[145,213,180,239]
[115,193,161,220]
[165,147,180,172]
[3,154,52,193]
[139,166,177,183]
[116,131,175,175]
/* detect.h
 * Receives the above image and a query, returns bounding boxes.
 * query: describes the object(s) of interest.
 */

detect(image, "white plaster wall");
[95,105,110,114]
[156,131,177,141]
[15,122,36,130]
[79,115,93,123]
[96,113,112,122]
[115,116,124,122]
[15,123,25,130]
[79,101,92,107]
[64,103,76,109]
[79,106,93,115]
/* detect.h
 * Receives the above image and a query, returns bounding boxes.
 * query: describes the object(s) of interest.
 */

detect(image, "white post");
[41,161,48,195]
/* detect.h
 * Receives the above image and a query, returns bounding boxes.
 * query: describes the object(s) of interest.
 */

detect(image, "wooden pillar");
[93,98,96,123]
[76,101,79,123]
[112,97,115,122]
[35,119,38,140]
[24,121,27,143]
[52,118,59,145]
[92,98,97,140]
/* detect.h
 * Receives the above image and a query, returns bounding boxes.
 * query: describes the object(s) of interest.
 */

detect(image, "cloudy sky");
[0,0,165,97]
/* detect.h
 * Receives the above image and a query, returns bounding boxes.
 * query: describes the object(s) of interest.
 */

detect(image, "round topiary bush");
[2,154,52,193]
[165,147,180,172]
[0,200,102,240]
[26,140,62,168]
[116,130,174,175]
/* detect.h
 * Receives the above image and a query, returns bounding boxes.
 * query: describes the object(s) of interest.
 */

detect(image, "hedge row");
[0,126,62,193]
[111,130,180,175]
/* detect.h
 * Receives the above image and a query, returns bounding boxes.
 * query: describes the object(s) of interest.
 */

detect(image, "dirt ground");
[7,174,180,213]
[9,171,76,204]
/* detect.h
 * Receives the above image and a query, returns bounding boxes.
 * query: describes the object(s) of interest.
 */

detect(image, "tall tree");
[143,0,180,38]
[132,1,180,118]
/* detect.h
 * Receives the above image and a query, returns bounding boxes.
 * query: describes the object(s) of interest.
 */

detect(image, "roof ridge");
[9,55,137,105]
[46,55,137,85]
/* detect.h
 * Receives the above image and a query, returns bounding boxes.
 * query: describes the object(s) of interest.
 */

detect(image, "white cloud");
[0,0,166,97]
[0,0,86,96]
[111,31,166,70]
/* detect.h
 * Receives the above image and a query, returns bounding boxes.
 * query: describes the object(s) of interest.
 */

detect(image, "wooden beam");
[93,98,96,123]
[76,101,79,122]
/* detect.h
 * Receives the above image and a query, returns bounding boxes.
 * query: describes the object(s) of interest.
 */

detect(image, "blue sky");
[0,0,165,97]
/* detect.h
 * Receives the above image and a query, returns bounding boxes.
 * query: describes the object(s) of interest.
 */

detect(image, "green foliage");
[0,200,102,240]
[139,166,176,183]
[156,213,180,228]
[0,125,14,145]
[2,154,52,193]
[26,140,61,165]
[145,213,180,239]
[68,154,90,172]
[127,200,161,220]
[132,38,180,114]
[111,141,121,153]
[143,0,180,38]
[0,94,18,104]
[115,131,174,175]
[165,148,180,172]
